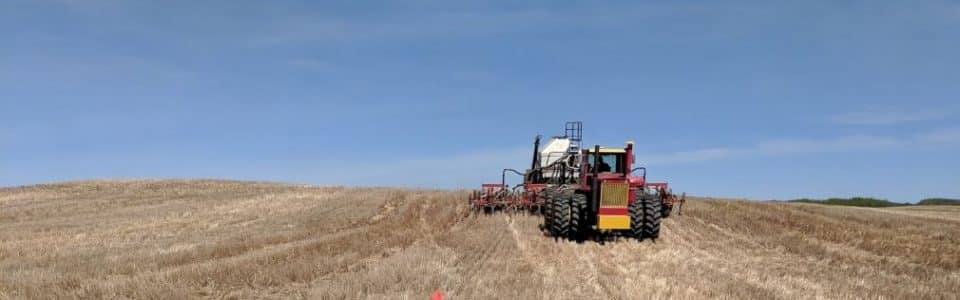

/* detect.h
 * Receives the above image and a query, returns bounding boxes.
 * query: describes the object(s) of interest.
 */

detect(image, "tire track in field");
[445,214,514,297]
[162,192,398,274]
[506,214,549,279]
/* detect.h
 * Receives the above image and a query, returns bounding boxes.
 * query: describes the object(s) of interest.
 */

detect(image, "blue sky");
[2,1,958,201]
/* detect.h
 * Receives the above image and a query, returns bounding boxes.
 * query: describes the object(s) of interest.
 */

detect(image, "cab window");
[590,153,623,173]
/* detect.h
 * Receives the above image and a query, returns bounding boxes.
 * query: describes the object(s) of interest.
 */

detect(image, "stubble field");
[1,180,958,299]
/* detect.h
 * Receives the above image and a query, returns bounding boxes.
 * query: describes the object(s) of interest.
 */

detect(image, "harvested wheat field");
[1,180,959,299]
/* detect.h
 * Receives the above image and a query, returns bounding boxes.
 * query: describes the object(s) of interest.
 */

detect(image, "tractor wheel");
[569,191,588,241]
[543,188,556,235]
[642,195,663,240]
[629,195,644,240]
[551,190,571,238]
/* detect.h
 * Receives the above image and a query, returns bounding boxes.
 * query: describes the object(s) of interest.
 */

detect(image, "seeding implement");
[468,121,684,240]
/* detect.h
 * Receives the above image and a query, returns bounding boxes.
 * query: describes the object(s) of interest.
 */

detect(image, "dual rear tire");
[629,192,662,240]
[544,188,579,239]
[569,192,588,241]
[546,188,662,241]
[542,188,556,234]
[550,190,571,238]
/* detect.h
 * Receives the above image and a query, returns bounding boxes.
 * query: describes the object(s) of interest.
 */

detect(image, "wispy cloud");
[639,130,953,166]
[253,10,559,46]
[250,3,717,46]
[287,58,337,72]
[828,108,950,125]
[753,135,900,154]
[640,148,743,164]
[2,53,197,88]
[309,127,960,186]
[917,127,960,143]
[303,147,532,188]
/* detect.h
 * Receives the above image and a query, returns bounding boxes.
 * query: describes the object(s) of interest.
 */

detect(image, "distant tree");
[917,198,960,206]
[787,197,909,207]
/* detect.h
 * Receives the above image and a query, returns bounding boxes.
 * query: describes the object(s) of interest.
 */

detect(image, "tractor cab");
[580,141,642,186]
[574,142,649,231]
[588,149,625,174]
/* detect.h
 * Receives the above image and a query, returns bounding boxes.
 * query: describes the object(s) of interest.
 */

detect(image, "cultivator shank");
[646,182,687,216]
[468,182,546,213]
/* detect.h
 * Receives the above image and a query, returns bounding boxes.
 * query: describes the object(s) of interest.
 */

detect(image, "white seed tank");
[540,137,570,166]
[538,137,577,179]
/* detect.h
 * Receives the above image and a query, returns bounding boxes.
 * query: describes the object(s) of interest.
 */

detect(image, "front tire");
[629,195,644,240]
[543,188,557,235]
[551,190,571,238]
[642,195,662,240]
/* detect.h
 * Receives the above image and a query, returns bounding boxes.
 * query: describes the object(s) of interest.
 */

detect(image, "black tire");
[551,189,571,238]
[569,191,588,241]
[661,203,673,218]
[543,188,556,235]
[642,195,662,240]
[629,194,644,240]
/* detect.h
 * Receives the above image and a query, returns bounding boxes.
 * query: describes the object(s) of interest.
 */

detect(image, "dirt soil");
[2,180,959,299]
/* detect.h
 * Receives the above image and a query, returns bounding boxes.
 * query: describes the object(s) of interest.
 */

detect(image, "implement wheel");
[661,203,673,218]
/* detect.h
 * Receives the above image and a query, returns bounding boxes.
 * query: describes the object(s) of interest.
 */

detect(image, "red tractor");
[543,142,660,241]
[469,121,683,241]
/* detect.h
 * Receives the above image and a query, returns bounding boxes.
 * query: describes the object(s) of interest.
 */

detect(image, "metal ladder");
[564,121,582,154]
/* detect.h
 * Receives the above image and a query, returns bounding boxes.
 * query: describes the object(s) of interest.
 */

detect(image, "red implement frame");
[469,182,547,213]
[647,182,686,215]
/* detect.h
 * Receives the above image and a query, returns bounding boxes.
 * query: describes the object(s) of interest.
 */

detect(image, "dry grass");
[1,180,958,299]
